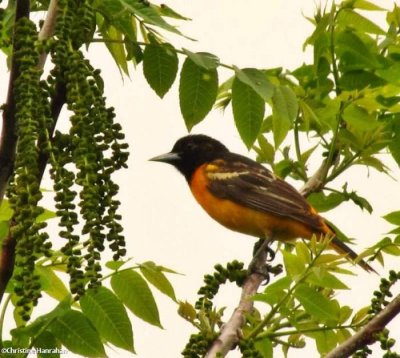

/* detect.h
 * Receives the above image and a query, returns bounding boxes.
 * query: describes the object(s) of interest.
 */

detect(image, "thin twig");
[37,79,66,182]
[299,158,329,196]
[36,0,63,182]
[38,0,58,70]
[325,295,400,358]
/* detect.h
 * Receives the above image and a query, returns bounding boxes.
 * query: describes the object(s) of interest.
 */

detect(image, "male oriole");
[151,134,374,273]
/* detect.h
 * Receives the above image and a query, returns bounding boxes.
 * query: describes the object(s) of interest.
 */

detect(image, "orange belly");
[190,164,319,240]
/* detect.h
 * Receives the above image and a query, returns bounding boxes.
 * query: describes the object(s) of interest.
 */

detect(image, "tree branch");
[326,294,400,358]
[206,240,273,357]
[206,274,265,357]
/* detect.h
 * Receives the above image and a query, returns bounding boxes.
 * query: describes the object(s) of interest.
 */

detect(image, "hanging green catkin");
[46,0,129,296]
[8,17,52,321]
[7,0,129,319]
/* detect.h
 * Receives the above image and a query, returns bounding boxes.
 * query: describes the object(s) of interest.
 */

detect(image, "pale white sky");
[1,1,400,357]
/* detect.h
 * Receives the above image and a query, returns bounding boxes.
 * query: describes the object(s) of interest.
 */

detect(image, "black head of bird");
[150,134,229,181]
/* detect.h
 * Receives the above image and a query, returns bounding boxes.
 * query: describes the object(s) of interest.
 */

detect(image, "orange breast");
[190,164,322,240]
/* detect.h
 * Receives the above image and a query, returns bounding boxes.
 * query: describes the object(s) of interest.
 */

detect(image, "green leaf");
[314,98,340,131]
[178,301,197,323]
[35,331,60,358]
[351,306,370,324]
[272,85,298,148]
[353,0,385,11]
[183,49,220,70]
[157,4,191,20]
[0,221,9,242]
[376,63,400,85]
[339,306,353,324]
[343,104,380,131]
[347,191,373,213]
[274,159,292,178]
[294,284,339,323]
[140,261,177,302]
[282,250,305,279]
[50,310,106,357]
[125,40,143,65]
[179,58,218,130]
[383,211,400,225]
[143,44,178,98]
[95,0,184,36]
[300,145,318,165]
[314,253,344,266]
[336,32,380,69]
[307,192,345,212]
[254,337,273,358]
[295,241,311,265]
[111,269,162,327]
[36,208,56,222]
[257,135,275,164]
[382,244,400,256]
[36,267,70,302]
[337,8,385,35]
[233,67,274,101]
[339,70,386,90]
[300,101,321,130]
[231,76,265,148]
[337,328,352,343]
[80,287,134,352]
[305,13,331,47]
[356,156,389,173]
[12,297,71,336]
[0,200,13,221]
[105,260,126,270]
[307,269,349,290]
[389,119,400,168]
[100,24,129,76]
[255,277,291,306]
[313,330,338,355]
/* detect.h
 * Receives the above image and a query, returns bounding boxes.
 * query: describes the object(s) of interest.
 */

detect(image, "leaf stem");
[293,114,308,181]
[257,322,363,340]
[329,5,341,96]
[91,38,235,70]
[325,150,361,183]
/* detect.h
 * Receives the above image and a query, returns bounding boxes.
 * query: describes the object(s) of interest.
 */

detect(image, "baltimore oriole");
[151,134,374,273]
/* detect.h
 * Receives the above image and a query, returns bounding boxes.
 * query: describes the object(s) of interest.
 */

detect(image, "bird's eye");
[186,142,196,151]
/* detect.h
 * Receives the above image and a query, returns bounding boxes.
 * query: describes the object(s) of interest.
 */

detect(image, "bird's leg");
[252,238,275,261]
[248,237,282,284]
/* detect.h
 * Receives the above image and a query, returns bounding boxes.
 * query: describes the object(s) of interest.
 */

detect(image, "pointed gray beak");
[149,152,181,164]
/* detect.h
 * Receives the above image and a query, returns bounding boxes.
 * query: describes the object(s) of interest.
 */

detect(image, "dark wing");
[206,153,324,231]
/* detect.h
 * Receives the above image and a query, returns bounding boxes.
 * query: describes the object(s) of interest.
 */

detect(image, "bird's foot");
[249,238,281,284]
[248,262,283,285]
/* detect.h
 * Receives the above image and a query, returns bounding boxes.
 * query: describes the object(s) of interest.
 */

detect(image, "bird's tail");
[321,220,376,273]
[329,236,376,273]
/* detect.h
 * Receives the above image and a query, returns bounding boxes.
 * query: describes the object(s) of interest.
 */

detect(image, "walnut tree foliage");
[0,0,400,357]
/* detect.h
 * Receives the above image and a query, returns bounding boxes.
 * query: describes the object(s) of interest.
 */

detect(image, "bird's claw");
[249,263,283,285]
